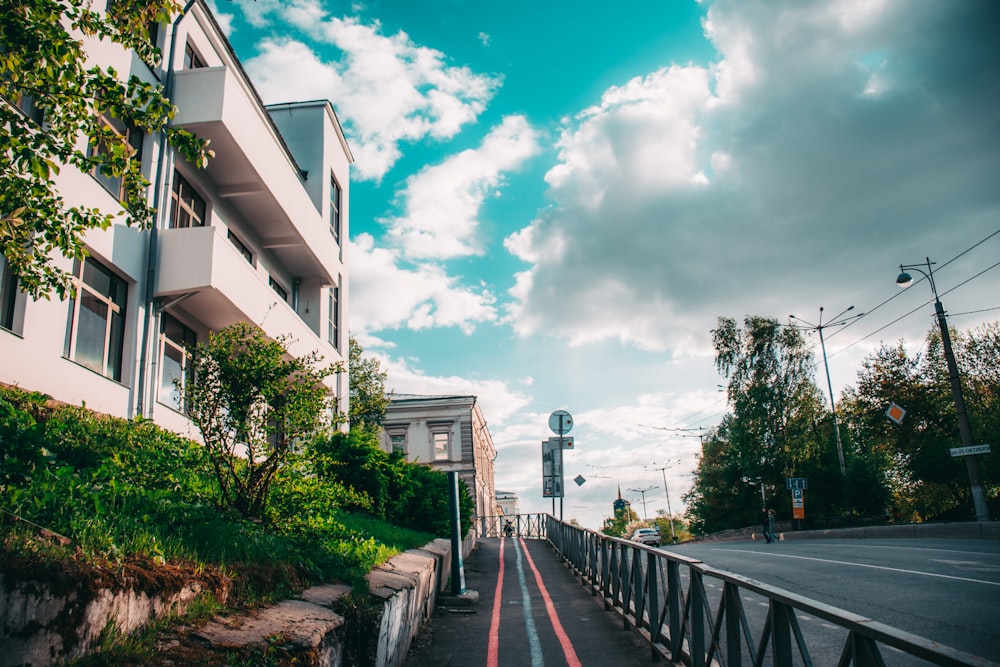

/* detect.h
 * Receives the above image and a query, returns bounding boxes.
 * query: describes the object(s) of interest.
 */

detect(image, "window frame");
[169,171,207,228]
[183,42,206,69]
[63,256,128,381]
[327,282,340,349]
[89,112,144,202]
[0,254,23,333]
[157,313,196,412]
[428,421,453,461]
[330,172,342,245]
[269,277,288,302]
[227,229,253,264]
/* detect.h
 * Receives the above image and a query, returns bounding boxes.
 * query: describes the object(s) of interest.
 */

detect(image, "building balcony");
[170,66,342,284]
[155,226,337,364]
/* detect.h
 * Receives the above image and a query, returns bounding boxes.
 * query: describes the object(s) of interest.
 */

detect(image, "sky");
[211,0,1000,530]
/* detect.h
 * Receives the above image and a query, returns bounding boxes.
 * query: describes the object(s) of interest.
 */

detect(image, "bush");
[0,384,434,597]
[309,430,473,537]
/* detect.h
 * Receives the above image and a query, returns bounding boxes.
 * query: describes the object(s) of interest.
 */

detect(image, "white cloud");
[384,115,541,260]
[375,354,533,427]
[240,13,500,181]
[506,0,1000,355]
[349,234,497,334]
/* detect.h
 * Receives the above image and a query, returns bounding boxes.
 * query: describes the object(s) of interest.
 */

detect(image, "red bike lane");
[404,537,656,667]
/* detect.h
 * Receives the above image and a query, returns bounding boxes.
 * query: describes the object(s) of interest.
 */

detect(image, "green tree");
[1,0,211,299]
[309,428,473,537]
[840,321,999,521]
[601,503,639,537]
[712,316,828,521]
[349,336,390,433]
[182,322,338,519]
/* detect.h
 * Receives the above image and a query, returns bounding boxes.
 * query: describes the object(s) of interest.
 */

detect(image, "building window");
[15,94,45,124]
[1,255,21,333]
[169,172,206,228]
[158,313,195,411]
[89,113,144,201]
[183,42,206,69]
[227,229,252,263]
[64,257,127,381]
[327,283,339,349]
[330,173,342,245]
[428,420,454,461]
[269,277,288,302]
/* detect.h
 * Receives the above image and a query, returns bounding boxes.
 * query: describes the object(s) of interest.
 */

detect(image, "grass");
[0,383,457,662]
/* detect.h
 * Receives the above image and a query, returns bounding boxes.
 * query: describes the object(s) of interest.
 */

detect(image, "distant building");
[0,0,352,435]
[496,490,520,517]
[380,395,497,521]
[613,485,630,517]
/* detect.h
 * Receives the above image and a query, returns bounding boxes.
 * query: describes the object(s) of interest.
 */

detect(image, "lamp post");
[789,306,863,477]
[743,476,766,507]
[896,257,989,522]
[628,485,657,522]
[647,461,679,543]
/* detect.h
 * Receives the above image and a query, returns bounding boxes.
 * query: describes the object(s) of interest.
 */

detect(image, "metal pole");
[899,258,989,522]
[817,323,846,476]
[934,295,989,521]
[447,471,466,595]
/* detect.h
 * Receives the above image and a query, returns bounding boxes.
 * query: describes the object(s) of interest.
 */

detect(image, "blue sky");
[212,0,1000,529]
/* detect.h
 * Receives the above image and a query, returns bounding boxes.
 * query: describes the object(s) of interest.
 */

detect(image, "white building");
[495,490,520,517]
[0,1,352,435]
[380,395,498,521]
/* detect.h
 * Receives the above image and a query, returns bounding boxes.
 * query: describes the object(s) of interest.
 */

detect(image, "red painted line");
[486,537,505,667]
[520,538,583,667]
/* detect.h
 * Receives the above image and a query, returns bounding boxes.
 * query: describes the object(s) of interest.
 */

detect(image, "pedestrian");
[767,508,777,543]
[761,507,771,543]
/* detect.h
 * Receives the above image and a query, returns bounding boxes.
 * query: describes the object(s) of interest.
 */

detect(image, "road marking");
[717,549,1000,586]
[487,538,504,667]
[826,543,1000,558]
[520,538,583,667]
[514,538,544,666]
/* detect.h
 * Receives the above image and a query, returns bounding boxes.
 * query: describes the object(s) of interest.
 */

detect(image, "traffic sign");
[548,410,573,435]
[786,477,808,490]
[950,444,991,457]
[546,436,574,449]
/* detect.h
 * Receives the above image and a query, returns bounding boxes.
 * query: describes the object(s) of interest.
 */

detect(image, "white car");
[630,527,660,547]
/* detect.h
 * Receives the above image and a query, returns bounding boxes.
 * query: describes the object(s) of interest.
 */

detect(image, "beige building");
[496,490,520,517]
[0,1,352,434]
[380,395,497,521]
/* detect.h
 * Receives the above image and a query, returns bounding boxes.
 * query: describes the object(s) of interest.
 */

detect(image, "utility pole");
[789,306,863,476]
[647,460,679,543]
[628,485,657,522]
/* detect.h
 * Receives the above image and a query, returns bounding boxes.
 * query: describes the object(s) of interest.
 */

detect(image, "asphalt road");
[668,537,1000,664]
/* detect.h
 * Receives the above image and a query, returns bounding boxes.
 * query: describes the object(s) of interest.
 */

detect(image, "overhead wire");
[673,226,1000,433]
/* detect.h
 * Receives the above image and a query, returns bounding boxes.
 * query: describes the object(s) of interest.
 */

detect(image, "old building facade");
[380,395,498,521]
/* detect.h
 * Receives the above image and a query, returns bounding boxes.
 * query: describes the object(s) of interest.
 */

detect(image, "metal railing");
[475,513,547,539]
[546,517,997,667]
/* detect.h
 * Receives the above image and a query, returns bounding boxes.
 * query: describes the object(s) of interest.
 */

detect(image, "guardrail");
[474,513,547,539]
[546,517,997,667]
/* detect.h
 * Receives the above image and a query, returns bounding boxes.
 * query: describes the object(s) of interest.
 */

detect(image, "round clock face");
[548,409,573,435]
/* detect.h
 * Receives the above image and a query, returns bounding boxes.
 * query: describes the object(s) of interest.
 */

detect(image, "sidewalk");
[403,537,657,667]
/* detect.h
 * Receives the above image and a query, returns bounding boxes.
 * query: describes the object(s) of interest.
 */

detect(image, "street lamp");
[789,306,864,476]
[646,461,679,543]
[628,485,657,522]
[742,476,766,507]
[896,257,989,522]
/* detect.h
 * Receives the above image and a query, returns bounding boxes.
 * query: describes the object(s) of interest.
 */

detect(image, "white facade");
[0,1,352,437]
[380,395,498,520]
[496,490,520,517]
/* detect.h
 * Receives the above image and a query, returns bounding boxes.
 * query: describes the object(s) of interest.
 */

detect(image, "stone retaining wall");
[0,536,465,667]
